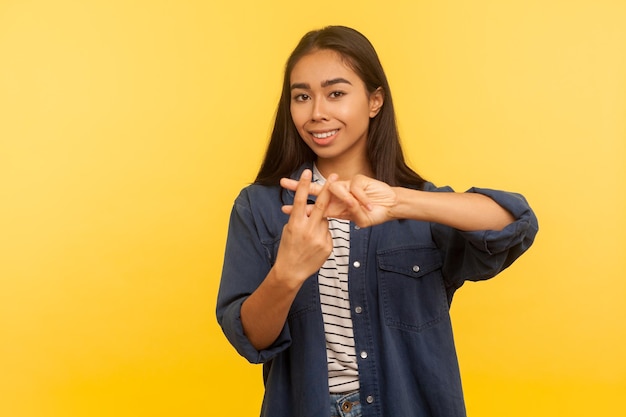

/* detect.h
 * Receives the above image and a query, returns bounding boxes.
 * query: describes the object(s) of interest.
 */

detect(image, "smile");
[311,130,338,139]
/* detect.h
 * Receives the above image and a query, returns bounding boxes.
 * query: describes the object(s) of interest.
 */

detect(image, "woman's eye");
[293,93,310,102]
[330,91,345,98]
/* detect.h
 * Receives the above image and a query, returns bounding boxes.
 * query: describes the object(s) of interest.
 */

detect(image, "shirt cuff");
[220,297,292,364]
[459,187,538,255]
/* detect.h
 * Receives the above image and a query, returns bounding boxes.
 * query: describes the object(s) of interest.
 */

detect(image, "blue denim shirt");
[217,165,538,417]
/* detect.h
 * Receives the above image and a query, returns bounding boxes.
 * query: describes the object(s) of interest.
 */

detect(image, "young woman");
[217,26,538,417]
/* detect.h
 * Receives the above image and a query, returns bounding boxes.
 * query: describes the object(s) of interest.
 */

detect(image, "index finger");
[290,169,313,219]
[280,177,323,195]
[309,174,336,222]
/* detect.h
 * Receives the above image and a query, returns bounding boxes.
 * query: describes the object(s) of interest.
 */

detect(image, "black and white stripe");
[313,166,359,394]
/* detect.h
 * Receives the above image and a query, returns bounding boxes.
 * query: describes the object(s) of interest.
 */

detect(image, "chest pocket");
[378,246,448,332]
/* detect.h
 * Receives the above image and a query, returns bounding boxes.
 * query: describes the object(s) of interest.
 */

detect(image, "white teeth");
[311,130,337,139]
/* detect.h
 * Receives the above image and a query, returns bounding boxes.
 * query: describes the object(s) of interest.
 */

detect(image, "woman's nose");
[311,98,329,121]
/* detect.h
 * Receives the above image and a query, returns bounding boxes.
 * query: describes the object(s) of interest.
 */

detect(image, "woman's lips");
[310,129,338,145]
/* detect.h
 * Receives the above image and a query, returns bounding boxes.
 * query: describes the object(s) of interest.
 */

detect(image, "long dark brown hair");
[255,26,426,188]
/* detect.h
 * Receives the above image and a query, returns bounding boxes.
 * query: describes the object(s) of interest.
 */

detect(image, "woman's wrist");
[389,186,424,221]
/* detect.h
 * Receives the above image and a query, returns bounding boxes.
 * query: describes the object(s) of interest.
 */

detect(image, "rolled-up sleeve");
[430,186,539,293]
[216,189,292,364]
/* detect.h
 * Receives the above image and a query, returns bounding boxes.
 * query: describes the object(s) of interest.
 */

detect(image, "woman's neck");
[315,157,374,181]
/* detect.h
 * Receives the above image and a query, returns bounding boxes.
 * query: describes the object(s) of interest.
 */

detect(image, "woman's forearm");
[240,266,303,351]
[391,187,515,231]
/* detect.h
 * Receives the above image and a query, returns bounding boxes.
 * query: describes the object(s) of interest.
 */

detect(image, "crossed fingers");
[286,169,334,221]
[280,172,374,222]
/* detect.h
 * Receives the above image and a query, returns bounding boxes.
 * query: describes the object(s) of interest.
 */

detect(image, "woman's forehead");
[290,49,360,85]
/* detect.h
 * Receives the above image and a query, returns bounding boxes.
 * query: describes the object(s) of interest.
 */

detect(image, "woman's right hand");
[273,169,333,287]
[241,169,334,351]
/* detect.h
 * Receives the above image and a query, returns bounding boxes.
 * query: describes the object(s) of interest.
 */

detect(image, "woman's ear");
[369,87,384,118]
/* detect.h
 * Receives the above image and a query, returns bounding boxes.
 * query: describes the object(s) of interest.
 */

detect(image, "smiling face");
[289,49,383,179]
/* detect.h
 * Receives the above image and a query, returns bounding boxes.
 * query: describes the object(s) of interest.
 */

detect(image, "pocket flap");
[377,247,442,278]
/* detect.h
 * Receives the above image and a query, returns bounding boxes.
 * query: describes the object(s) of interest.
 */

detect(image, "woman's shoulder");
[232,182,285,211]
[230,183,290,231]
[235,164,310,205]
[236,182,281,199]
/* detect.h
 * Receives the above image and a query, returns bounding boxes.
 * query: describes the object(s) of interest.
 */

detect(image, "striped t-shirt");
[313,166,360,394]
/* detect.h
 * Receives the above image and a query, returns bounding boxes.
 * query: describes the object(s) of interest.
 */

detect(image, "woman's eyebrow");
[290,78,353,90]
[290,82,310,90]
[321,78,352,87]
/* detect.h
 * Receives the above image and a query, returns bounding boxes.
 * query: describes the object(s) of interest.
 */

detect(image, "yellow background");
[1,0,624,415]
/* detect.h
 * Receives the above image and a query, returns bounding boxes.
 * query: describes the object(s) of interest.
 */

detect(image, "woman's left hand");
[280,174,398,227]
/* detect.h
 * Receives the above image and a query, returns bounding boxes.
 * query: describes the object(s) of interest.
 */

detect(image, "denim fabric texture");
[330,391,362,417]
[216,163,538,417]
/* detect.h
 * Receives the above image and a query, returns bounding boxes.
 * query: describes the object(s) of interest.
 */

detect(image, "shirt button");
[412,265,420,273]
[355,306,363,314]
[353,261,361,268]
[360,351,368,359]
[354,225,360,230]
[366,395,374,404]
